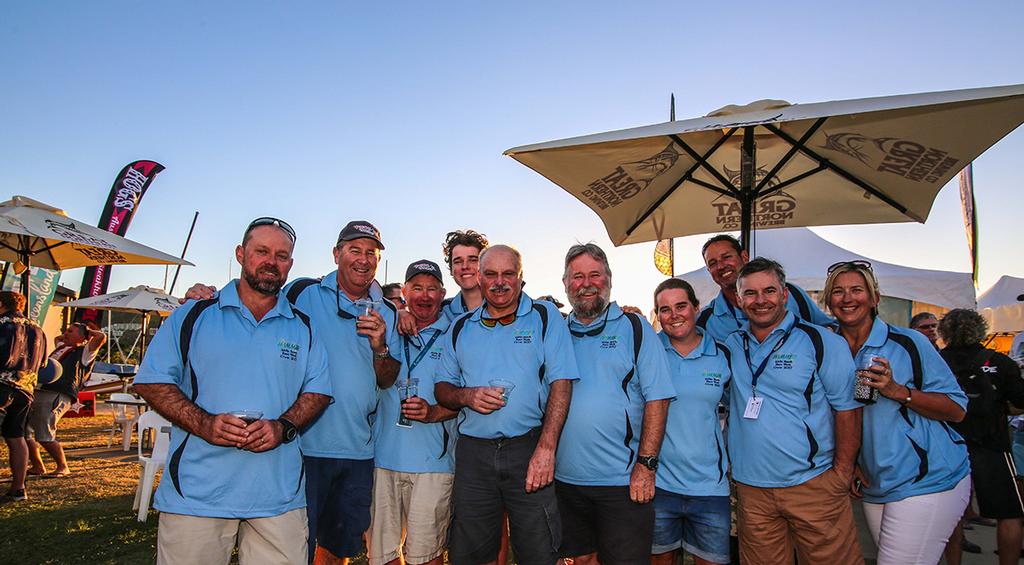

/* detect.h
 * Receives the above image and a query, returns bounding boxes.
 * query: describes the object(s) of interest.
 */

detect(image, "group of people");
[0,291,105,503]
[129,215,1019,565]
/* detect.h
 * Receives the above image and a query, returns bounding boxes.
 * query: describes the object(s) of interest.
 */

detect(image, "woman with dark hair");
[939,308,1024,565]
[650,278,732,565]
[822,261,970,564]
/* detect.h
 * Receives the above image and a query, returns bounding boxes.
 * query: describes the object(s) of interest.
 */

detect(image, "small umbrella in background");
[59,285,180,360]
[0,196,191,313]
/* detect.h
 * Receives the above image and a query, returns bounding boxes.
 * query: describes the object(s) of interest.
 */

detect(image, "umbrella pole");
[140,312,149,361]
[740,127,756,256]
[20,240,31,316]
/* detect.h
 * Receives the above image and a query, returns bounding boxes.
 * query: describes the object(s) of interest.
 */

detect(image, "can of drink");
[398,379,418,428]
[854,349,879,404]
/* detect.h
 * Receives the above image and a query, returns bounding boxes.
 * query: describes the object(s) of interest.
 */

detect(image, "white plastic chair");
[107,393,143,451]
[133,409,171,522]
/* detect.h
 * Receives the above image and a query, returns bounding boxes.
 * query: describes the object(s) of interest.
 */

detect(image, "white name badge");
[743,397,763,420]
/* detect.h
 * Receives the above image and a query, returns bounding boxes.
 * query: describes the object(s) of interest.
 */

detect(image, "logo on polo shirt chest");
[430,345,443,360]
[702,371,722,387]
[279,339,300,361]
[599,335,620,349]
[513,330,534,344]
[772,353,796,370]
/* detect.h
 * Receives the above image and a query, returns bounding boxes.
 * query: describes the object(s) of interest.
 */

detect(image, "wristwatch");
[373,345,390,361]
[277,417,298,443]
[637,454,659,472]
[899,387,913,406]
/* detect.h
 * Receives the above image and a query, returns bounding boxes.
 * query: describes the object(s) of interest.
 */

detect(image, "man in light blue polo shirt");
[368,260,458,565]
[555,243,674,564]
[185,219,402,564]
[724,257,863,565]
[435,244,578,565]
[135,218,332,565]
[697,234,831,343]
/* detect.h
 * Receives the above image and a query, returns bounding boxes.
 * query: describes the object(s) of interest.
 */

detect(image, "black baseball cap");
[336,220,384,249]
[405,259,443,283]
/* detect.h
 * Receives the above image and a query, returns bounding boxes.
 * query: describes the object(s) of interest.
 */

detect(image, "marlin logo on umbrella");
[820,132,961,184]
[581,143,680,210]
[44,219,117,250]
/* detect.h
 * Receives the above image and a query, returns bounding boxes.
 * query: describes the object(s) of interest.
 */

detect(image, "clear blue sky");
[2,1,1022,313]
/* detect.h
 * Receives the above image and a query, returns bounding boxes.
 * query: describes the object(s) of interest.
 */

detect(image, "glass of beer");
[397,378,418,428]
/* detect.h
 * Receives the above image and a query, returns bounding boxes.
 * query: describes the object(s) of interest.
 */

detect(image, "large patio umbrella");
[59,285,180,359]
[504,84,1024,253]
[0,196,191,312]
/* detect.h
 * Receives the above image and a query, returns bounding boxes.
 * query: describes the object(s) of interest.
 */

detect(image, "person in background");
[940,309,1024,565]
[910,312,940,350]
[651,278,732,565]
[0,291,47,502]
[383,283,404,310]
[26,321,105,478]
[824,261,970,565]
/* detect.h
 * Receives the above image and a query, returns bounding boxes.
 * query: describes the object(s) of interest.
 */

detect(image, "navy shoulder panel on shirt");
[886,326,924,390]
[793,321,825,373]
[786,283,812,320]
[696,307,713,330]
[449,311,474,354]
[714,341,732,365]
[178,298,218,369]
[441,297,454,308]
[531,302,550,339]
[286,277,322,305]
[288,304,313,349]
[624,312,643,365]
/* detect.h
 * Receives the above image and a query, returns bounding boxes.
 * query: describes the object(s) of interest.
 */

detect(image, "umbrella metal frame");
[623,119,913,255]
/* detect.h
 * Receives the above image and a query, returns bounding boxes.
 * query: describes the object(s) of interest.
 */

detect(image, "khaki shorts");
[156,508,307,565]
[736,468,864,565]
[368,468,454,565]
[26,389,73,442]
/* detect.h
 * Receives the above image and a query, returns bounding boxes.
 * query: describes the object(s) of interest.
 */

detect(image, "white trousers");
[862,475,971,565]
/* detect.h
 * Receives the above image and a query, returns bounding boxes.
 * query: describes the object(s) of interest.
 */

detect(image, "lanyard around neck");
[403,329,443,379]
[742,326,793,398]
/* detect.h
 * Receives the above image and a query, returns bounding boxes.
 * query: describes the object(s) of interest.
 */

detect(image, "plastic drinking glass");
[489,379,515,404]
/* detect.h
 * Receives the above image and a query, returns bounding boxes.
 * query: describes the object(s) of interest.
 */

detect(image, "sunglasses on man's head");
[827,260,872,275]
[245,217,296,242]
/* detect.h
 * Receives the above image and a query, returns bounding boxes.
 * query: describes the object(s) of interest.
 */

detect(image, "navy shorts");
[0,385,30,439]
[652,488,731,564]
[303,456,373,562]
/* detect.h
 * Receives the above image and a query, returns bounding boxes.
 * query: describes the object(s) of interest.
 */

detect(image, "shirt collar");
[865,316,890,348]
[217,280,294,321]
[568,301,623,330]
[658,328,718,359]
[712,291,747,320]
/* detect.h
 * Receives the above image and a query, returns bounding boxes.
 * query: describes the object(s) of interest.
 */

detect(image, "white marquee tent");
[978,275,1024,334]
[676,228,976,317]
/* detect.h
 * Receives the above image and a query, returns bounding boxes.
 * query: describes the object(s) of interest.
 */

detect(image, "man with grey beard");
[554,243,675,564]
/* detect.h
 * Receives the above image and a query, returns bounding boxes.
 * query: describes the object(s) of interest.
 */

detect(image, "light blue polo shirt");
[725,312,860,488]
[698,282,832,343]
[288,272,402,460]
[374,316,455,474]
[136,280,331,518]
[437,293,579,439]
[657,330,732,496]
[556,303,675,486]
[441,292,471,322]
[858,318,970,503]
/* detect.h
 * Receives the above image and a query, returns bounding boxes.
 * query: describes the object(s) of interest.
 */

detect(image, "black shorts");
[449,430,560,565]
[968,444,1024,519]
[555,480,654,564]
[0,385,31,438]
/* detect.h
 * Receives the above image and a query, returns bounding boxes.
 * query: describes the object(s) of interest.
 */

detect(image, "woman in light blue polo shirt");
[651,278,732,565]
[823,261,970,565]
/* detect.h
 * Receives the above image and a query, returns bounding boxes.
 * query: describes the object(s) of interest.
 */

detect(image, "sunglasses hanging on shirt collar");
[480,312,517,328]
[335,287,355,320]
[569,308,611,338]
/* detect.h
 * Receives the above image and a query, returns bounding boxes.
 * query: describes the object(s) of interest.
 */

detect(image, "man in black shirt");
[941,308,1024,565]
[26,321,105,478]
